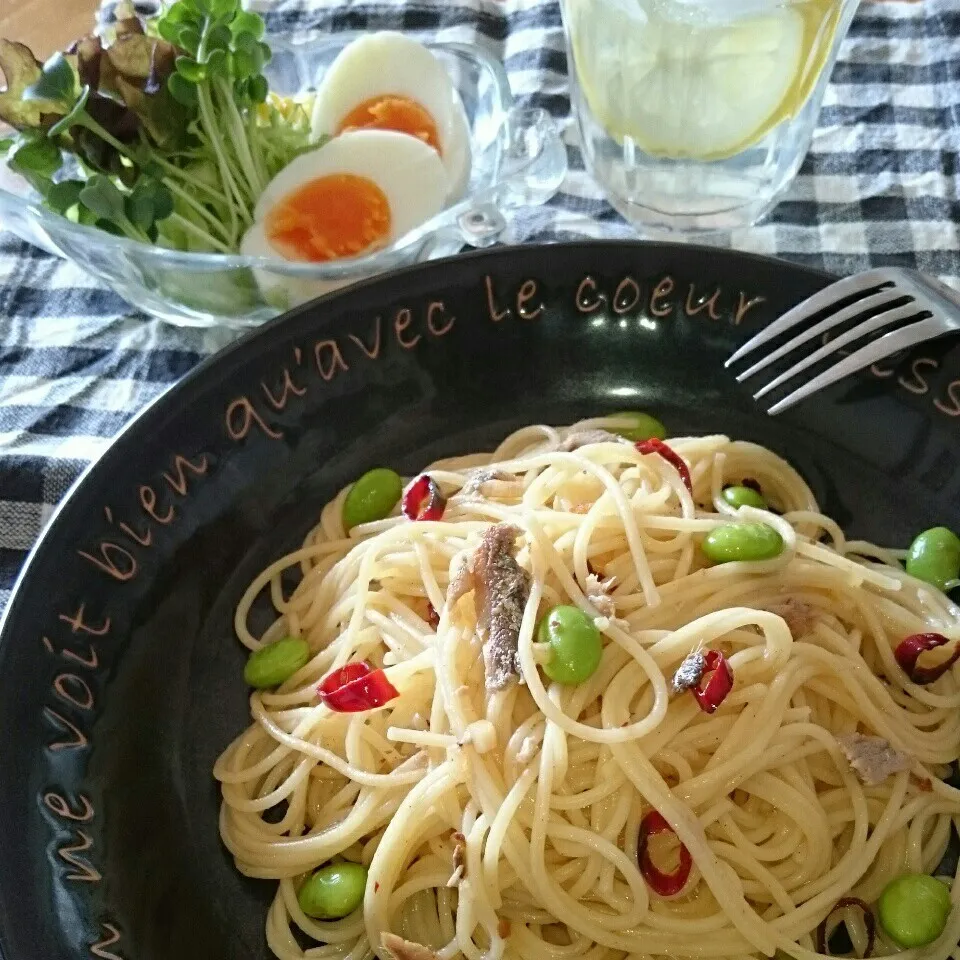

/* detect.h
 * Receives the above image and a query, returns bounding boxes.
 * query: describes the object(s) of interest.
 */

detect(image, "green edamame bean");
[905,527,960,592]
[722,485,768,510]
[539,605,603,685]
[298,861,368,920]
[342,467,402,531]
[702,523,784,564]
[878,873,952,948]
[609,410,667,443]
[244,636,311,689]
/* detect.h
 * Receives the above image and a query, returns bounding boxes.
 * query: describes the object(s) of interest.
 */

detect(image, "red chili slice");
[638,810,692,897]
[427,602,440,630]
[815,896,875,957]
[636,438,692,493]
[691,649,733,714]
[318,661,399,712]
[894,633,960,684]
[402,475,447,521]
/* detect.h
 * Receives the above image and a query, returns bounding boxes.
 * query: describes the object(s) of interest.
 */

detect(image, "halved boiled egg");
[310,32,471,201]
[241,129,448,307]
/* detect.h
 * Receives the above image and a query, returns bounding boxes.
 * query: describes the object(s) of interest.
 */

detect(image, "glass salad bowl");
[0,32,566,329]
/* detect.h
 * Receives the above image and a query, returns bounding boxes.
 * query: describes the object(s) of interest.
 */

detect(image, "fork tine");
[725,269,893,367]
[752,302,920,399]
[765,315,946,415]
[735,289,906,383]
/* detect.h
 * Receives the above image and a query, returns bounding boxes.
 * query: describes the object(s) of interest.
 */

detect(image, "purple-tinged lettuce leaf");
[0,39,64,130]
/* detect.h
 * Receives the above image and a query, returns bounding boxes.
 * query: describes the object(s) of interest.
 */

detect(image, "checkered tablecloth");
[1,0,959,612]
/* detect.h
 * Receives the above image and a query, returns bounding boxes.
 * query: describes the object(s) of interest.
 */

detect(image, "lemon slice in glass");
[568,0,813,161]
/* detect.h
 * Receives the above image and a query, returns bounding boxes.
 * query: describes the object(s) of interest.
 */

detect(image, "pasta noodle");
[215,417,960,960]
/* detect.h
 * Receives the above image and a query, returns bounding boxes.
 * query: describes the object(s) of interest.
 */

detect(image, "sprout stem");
[162,177,233,243]
[167,212,234,253]
[216,78,264,196]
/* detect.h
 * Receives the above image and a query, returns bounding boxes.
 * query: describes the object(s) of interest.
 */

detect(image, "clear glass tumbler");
[561,0,860,232]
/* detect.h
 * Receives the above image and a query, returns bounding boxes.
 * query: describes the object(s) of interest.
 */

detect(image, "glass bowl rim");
[0,32,514,278]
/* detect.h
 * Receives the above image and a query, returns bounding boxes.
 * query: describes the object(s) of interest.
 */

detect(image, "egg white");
[242,129,449,308]
[310,32,471,201]
[240,225,345,308]
[254,129,447,236]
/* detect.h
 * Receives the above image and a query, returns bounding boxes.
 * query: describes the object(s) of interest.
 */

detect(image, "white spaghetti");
[215,417,960,960]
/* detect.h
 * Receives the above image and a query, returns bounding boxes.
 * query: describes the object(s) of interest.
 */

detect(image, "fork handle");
[914,271,960,315]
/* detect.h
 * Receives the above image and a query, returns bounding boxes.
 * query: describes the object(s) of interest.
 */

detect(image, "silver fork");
[725,267,960,414]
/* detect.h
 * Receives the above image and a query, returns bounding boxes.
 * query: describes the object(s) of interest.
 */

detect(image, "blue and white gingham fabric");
[1,0,959,611]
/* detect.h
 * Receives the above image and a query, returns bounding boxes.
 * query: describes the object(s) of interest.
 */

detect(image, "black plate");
[1,241,960,960]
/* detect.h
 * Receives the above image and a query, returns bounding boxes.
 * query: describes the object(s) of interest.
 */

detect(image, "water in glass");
[561,0,860,232]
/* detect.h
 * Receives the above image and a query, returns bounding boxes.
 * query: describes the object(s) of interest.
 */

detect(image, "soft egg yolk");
[265,174,392,262]
[337,96,442,155]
